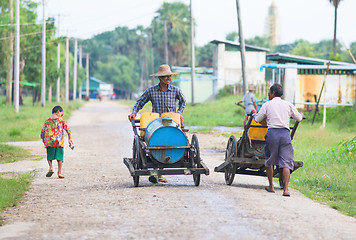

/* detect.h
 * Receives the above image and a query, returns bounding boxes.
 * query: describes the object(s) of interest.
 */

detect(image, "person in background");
[237,84,258,127]
[251,83,304,197]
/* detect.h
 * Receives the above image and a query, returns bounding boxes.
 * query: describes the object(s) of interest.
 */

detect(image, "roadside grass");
[0,144,30,164]
[119,94,247,127]
[0,173,33,223]
[0,97,83,142]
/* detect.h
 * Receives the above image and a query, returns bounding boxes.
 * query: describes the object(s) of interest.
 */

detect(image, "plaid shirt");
[132,84,186,115]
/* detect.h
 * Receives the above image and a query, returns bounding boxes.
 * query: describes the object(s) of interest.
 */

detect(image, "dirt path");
[0,100,355,240]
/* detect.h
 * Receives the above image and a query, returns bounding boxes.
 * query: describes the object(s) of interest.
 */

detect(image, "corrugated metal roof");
[260,63,356,71]
[210,39,270,52]
[267,52,354,65]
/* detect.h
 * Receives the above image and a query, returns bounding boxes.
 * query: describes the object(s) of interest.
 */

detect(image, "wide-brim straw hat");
[150,64,179,77]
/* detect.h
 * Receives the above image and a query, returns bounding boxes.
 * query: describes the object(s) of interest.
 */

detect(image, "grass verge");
[0,97,83,163]
[0,173,33,224]
[0,144,30,164]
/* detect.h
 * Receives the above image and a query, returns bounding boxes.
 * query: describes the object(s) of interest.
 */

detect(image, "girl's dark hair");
[270,83,283,97]
[52,106,63,114]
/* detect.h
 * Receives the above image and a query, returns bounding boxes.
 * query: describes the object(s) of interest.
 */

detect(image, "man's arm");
[128,89,150,121]
[253,101,258,110]
[290,104,304,122]
[251,104,267,123]
[176,88,186,116]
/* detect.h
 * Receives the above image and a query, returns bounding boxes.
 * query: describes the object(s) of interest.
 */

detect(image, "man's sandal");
[158,177,168,183]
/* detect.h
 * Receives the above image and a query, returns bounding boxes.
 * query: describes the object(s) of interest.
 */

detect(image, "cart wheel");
[132,135,141,187]
[191,134,201,186]
[225,135,237,161]
[225,163,237,185]
[224,136,237,185]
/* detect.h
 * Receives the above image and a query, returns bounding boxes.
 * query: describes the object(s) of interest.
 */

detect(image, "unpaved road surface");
[0,100,355,240]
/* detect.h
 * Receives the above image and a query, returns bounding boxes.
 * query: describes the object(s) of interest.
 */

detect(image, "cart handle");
[131,118,139,136]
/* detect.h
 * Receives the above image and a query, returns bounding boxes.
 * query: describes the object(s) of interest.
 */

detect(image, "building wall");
[215,43,266,92]
[179,80,214,103]
[284,71,355,105]
[281,69,355,106]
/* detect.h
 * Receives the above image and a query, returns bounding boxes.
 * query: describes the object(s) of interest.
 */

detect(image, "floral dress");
[40,117,71,147]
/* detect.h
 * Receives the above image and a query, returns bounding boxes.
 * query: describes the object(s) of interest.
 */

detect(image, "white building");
[211,40,269,94]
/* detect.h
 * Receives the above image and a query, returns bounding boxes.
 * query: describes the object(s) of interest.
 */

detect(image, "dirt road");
[0,100,355,240]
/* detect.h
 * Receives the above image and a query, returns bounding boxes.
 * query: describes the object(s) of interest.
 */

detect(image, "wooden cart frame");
[123,118,209,187]
[214,115,304,186]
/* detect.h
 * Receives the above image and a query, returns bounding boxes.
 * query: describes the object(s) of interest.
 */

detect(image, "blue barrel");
[144,117,188,164]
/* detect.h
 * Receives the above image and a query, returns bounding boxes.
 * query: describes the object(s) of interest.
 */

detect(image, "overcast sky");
[38,0,356,47]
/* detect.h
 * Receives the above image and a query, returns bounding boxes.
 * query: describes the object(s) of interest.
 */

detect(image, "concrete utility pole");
[13,0,20,112]
[164,20,168,64]
[6,0,14,106]
[73,39,78,100]
[65,37,69,103]
[190,0,195,105]
[79,45,82,68]
[78,45,82,100]
[41,0,46,107]
[56,43,60,102]
[236,0,248,94]
[86,53,89,98]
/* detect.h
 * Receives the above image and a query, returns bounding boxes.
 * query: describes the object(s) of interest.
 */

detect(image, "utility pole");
[78,45,82,100]
[236,0,247,94]
[65,37,69,103]
[13,0,20,112]
[86,53,89,99]
[164,20,168,64]
[56,43,60,102]
[149,30,154,76]
[41,0,46,107]
[190,0,195,105]
[6,0,14,106]
[73,39,78,100]
[79,45,82,68]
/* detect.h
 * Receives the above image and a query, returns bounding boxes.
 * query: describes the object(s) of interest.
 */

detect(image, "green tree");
[226,32,238,42]
[245,35,271,50]
[94,55,139,92]
[151,2,191,66]
[196,43,214,67]
[290,39,317,58]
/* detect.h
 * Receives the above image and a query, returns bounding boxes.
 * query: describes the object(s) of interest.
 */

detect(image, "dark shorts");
[264,128,294,171]
[47,147,64,161]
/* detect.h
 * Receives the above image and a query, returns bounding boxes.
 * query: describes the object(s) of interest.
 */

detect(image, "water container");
[249,118,267,141]
[140,112,159,137]
[144,117,188,164]
[160,112,181,127]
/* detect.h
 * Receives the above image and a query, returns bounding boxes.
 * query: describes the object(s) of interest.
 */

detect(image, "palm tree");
[151,2,191,66]
[329,0,343,56]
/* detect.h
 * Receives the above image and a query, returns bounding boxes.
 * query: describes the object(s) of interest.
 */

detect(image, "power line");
[0,22,42,27]
[0,29,55,41]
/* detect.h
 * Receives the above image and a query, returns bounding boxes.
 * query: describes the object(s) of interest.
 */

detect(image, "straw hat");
[150,64,179,77]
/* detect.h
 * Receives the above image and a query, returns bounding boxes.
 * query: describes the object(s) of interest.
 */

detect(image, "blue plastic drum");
[144,117,188,164]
